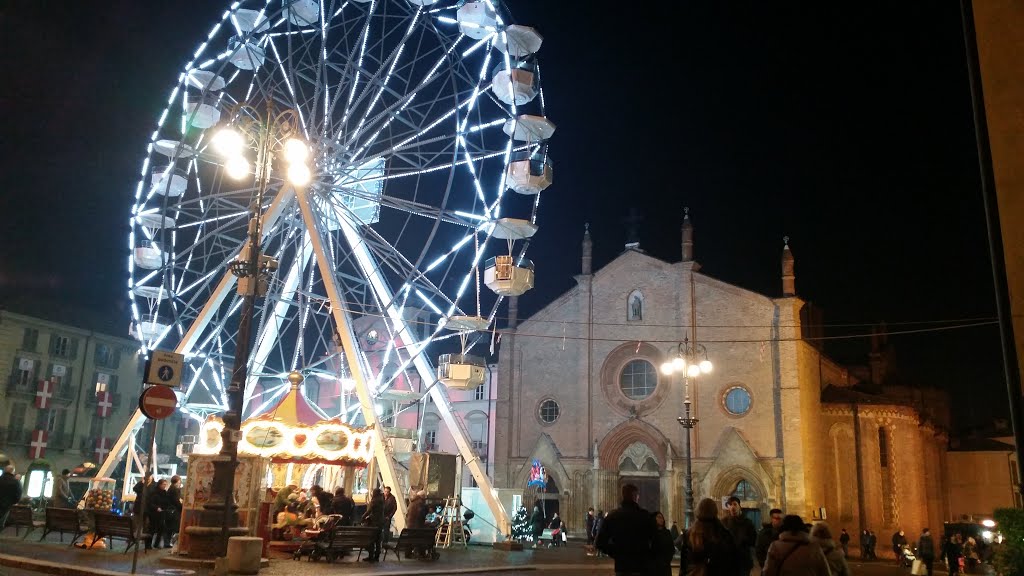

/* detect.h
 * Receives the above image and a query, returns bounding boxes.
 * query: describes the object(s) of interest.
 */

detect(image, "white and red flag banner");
[96,391,113,418]
[28,429,48,459]
[35,379,53,409]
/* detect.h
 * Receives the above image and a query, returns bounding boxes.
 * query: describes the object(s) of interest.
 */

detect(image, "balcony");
[54,385,77,404]
[6,375,35,396]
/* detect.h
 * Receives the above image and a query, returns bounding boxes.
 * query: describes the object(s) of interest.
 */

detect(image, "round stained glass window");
[538,399,560,424]
[724,386,752,416]
[619,359,658,400]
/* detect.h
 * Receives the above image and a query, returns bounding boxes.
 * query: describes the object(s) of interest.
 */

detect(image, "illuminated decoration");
[527,459,546,489]
[109,0,555,537]
[193,372,373,466]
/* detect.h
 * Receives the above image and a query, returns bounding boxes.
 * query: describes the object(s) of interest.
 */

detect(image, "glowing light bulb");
[287,163,311,186]
[284,138,309,163]
[225,156,249,179]
[672,357,686,371]
[660,362,674,376]
[686,363,700,378]
[700,359,713,374]
[212,128,244,158]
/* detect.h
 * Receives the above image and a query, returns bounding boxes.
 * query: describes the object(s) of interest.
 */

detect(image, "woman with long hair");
[652,511,676,576]
[687,498,738,576]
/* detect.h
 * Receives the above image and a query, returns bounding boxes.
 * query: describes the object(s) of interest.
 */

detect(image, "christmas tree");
[511,506,531,541]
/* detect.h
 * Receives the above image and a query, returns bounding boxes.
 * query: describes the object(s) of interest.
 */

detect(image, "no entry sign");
[139,385,178,420]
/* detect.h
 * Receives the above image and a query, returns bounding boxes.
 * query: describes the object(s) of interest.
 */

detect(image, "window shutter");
[69,338,79,360]
[113,347,122,369]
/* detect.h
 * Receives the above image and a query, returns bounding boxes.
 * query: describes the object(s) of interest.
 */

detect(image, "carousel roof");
[251,372,324,427]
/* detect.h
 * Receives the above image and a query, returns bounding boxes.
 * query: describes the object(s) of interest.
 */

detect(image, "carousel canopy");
[194,372,374,466]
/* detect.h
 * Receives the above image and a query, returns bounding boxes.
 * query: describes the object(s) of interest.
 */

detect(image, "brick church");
[492,212,949,548]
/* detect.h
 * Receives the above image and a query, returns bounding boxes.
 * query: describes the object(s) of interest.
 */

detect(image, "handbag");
[912,559,927,576]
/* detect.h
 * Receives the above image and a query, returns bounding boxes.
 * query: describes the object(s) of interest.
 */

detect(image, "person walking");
[838,528,850,558]
[382,486,398,543]
[867,530,878,559]
[722,496,757,575]
[811,522,851,576]
[529,501,545,548]
[361,488,385,562]
[147,478,173,549]
[762,515,830,576]
[167,475,183,543]
[54,469,73,508]
[585,507,596,553]
[595,483,656,576]
[651,511,675,576]
[592,510,606,557]
[917,528,936,576]
[686,498,738,576]
[0,465,23,529]
[943,533,963,575]
[756,508,784,568]
[892,529,908,565]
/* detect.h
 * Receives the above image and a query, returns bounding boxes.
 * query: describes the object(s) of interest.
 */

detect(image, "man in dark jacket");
[382,486,398,542]
[361,488,385,562]
[722,496,757,575]
[595,483,656,576]
[331,487,355,525]
[892,529,908,565]
[0,465,23,529]
[148,478,173,549]
[917,528,935,576]
[756,507,784,568]
[839,528,851,558]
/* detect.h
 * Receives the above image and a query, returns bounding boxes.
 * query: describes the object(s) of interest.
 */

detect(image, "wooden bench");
[39,507,85,546]
[382,527,439,561]
[92,511,146,554]
[310,526,381,563]
[2,505,40,538]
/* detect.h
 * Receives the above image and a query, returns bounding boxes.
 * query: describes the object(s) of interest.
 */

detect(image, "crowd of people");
[130,474,183,550]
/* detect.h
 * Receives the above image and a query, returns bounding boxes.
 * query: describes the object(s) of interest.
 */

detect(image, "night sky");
[0,2,1006,430]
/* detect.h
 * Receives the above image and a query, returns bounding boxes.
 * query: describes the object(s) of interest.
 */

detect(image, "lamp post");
[660,337,712,528]
[203,102,310,556]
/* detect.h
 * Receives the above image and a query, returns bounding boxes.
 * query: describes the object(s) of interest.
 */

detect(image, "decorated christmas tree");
[511,506,531,541]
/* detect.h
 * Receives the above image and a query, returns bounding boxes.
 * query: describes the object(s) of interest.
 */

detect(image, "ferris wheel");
[102,0,555,533]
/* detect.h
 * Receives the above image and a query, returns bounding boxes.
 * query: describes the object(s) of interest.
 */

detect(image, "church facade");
[492,215,949,548]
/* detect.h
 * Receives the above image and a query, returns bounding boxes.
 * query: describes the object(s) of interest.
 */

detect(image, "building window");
[732,479,759,501]
[619,359,657,400]
[22,328,39,352]
[44,410,60,434]
[95,344,120,369]
[538,399,560,425]
[627,290,644,321]
[474,384,486,401]
[878,427,895,526]
[723,386,752,416]
[878,427,889,468]
[424,429,437,451]
[51,336,70,358]
[15,359,34,387]
[9,403,27,440]
[95,372,114,394]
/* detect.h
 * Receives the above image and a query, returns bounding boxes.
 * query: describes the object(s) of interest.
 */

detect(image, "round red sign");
[139,385,178,420]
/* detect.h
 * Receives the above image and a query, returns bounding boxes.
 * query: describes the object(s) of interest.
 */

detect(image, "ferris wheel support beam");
[99,189,296,481]
[293,184,408,531]
[335,206,512,537]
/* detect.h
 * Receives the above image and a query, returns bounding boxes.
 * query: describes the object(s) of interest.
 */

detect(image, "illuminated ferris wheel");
[104,0,555,531]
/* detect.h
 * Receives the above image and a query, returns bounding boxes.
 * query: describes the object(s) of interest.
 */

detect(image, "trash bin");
[227,536,263,574]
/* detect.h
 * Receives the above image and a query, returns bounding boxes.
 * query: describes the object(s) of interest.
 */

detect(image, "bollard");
[226,536,263,574]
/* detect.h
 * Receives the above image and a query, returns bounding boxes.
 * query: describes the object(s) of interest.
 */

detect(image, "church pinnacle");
[681,207,694,262]
[582,222,593,275]
[781,235,796,296]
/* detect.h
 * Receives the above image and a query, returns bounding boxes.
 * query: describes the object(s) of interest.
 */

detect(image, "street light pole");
[661,336,711,529]
[199,102,307,556]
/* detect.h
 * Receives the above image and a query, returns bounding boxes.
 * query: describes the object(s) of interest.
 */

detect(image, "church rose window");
[723,386,752,415]
[538,399,560,424]
[619,359,657,400]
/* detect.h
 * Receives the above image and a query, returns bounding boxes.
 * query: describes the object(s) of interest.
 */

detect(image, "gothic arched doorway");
[730,479,762,527]
[617,442,660,513]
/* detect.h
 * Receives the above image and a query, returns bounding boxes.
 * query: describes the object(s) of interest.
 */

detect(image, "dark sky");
[0,2,1007,430]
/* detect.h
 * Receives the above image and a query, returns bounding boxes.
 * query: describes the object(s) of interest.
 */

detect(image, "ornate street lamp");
[660,336,712,528]
[204,102,309,555]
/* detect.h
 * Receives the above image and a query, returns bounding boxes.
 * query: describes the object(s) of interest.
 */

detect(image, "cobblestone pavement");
[0,531,970,576]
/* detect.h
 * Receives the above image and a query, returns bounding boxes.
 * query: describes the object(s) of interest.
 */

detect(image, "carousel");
[179,372,375,556]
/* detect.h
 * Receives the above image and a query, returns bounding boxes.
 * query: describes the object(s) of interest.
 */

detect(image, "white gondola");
[131,313,169,341]
[150,165,188,197]
[457,2,497,40]
[494,25,543,58]
[484,218,537,297]
[136,213,176,230]
[407,0,439,5]
[186,70,227,92]
[185,92,222,129]
[153,140,196,158]
[492,67,536,106]
[134,246,166,269]
[132,285,173,301]
[285,0,319,26]
[503,115,556,142]
[232,9,268,33]
[437,353,486,390]
[507,150,553,195]
[229,36,266,71]
[441,314,491,333]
